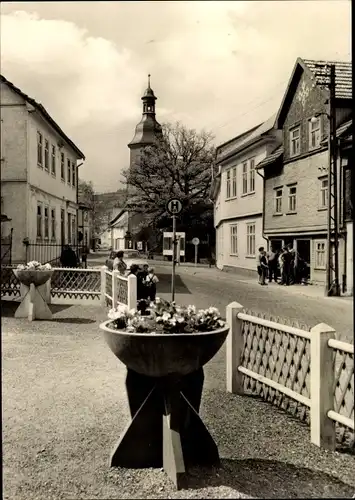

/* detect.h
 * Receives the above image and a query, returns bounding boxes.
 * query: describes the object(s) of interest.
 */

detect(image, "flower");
[17,261,52,271]
[107,297,226,335]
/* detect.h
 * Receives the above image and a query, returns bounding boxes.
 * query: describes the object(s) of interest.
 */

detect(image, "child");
[144,267,159,301]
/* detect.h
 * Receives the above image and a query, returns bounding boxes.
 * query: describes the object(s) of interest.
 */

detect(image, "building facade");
[1,75,85,263]
[211,117,281,273]
[257,58,352,288]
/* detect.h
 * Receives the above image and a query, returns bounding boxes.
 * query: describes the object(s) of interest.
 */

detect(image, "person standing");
[281,246,292,286]
[60,245,78,268]
[267,247,278,283]
[287,243,296,285]
[144,267,159,301]
[256,247,268,285]
[113,250,127,275]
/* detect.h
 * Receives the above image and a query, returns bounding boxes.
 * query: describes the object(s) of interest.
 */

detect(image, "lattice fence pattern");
[115,275,128,306]
[1,266,20,298]
[51,269,101,301]
[240,310,311,424]
[105,271,113,306]
[332,347,354,447]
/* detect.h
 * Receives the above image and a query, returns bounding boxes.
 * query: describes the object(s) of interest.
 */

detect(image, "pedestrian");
[287,243,296,285]
[144,267,159,301]
[60,245,78,268]
[281,246,292,286]
[267,246,278,282]
[137,264,150,300]
[256,247,268,285]
[113,250,127,275]
[81,245,89,269]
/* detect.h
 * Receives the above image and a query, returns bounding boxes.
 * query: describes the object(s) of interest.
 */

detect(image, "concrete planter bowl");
[13,269,53,287]
[100,320,229,378]
[99,320,229,490]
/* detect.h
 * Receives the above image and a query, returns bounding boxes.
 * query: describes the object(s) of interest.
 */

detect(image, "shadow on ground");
[1,300,72,318]
[156,273,191,294]
[185,458,355,498]
[50,317,96,324]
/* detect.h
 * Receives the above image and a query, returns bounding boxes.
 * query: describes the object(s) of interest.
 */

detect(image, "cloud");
[0,2,351,192]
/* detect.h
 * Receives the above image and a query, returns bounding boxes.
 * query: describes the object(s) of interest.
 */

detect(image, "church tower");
[125,76,163,249]
[128,74,163,168]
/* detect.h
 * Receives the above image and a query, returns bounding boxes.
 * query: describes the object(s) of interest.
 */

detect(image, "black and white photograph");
[1,1,353,499]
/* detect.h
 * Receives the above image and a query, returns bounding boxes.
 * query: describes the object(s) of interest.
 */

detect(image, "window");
[44,207,49,238]
[37,204,42,238]
[68,213,72,243]
[288,185,297,212]
[231,167,237,197]
[61,153,65,181]
[72,162,76,188]
[230,224,238,255]
[319,177,328,209]
[72,215,76,245]
[37,132,43,166]
[275,188,283,213]
[290,127,300,157]
[51,145,56,175]
[51,208,56,239]
[309,117,321,150]
[242,162,248,194]
[67,159,71,184]
[246,223,256,256]
[315,241,326,269]
[249,158,255,193]
[44,139,49,171]
[226,170,231,199]
[61,209,65,243]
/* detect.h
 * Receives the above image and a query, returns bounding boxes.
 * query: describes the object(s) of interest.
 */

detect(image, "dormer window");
[290,126,300,157]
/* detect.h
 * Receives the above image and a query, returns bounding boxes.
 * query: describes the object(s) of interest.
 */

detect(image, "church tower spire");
[128,75,162,150]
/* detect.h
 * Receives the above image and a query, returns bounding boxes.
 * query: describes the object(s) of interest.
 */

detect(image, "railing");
[1,265,137,309]
[226,302,354,451]
[103,268,137,309]
[25,242,88,265]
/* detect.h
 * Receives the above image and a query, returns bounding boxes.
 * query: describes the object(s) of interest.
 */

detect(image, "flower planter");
[100,320,229,490]
[13,269,53,321]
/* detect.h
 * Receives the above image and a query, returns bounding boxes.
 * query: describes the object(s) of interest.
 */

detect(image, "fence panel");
[1,266,20,298]
[239,310,311,423]
[50,268,101,303]
[328,339,354,447]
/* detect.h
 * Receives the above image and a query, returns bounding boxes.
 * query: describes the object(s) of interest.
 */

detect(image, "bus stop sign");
[166,198,183,215]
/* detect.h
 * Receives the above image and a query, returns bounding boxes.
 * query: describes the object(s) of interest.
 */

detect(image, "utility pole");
[314,63,340,296]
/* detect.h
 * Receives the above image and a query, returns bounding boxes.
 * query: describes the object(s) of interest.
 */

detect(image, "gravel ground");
[2,300,355,500]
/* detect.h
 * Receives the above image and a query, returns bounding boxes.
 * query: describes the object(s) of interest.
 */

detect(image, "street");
[88,255,353,343]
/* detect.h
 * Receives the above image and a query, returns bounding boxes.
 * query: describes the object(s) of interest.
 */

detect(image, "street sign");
[192,237,200,246]
[166,198,183,215]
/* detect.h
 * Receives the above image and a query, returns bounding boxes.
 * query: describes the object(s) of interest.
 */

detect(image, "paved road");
[86,255,353,343]
[153,264,353,344]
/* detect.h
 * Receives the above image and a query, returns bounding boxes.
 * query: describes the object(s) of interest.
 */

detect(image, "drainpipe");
[256,169,267,247]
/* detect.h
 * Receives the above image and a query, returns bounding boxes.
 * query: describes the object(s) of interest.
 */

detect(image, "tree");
[78,179,107,237]
[122,122,215,232]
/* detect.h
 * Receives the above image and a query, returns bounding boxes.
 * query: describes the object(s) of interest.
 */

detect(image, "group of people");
[111,250,159,301]
[257,244,309,286]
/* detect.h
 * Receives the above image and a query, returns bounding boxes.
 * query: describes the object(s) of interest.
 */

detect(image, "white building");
[1,75,85,263]
[211,116,281,274]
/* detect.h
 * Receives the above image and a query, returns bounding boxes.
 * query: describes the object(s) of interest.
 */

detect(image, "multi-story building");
[211,116,281,274]
[1,75,85,263]
[256,58,352,288]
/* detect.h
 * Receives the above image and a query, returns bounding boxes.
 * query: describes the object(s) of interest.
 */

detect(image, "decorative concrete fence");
[1,266,137,309]
[226,302,354,450]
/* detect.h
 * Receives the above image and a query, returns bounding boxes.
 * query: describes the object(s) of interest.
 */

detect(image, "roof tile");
[303,59,352,99]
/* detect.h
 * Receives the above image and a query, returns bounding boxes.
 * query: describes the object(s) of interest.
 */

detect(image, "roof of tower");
[141,74,157,100]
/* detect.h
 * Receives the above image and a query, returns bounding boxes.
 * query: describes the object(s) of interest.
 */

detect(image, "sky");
[1,1,351,193]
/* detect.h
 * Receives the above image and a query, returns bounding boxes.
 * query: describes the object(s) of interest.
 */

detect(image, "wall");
[264,150,328,234]
[1,182,28,262]
[27,111,79,204]
[217,216,265,271]
[1,82,28,181]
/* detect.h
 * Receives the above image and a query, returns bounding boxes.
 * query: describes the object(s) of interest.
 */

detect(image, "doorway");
[296,239,311,281]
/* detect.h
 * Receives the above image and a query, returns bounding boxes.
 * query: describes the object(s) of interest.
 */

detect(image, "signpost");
[192,237,200,267]
[166,198,183,301]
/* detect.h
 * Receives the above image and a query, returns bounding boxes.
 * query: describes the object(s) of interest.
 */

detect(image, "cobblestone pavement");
[153,264,353,344]
[2,301,355,499]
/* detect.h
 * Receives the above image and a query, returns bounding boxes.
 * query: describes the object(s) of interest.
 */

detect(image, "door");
[296,239,311,281]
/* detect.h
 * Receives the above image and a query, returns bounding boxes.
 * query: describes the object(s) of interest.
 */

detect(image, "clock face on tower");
[297,80,310,108]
